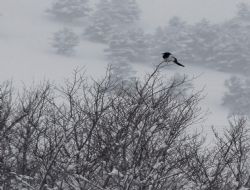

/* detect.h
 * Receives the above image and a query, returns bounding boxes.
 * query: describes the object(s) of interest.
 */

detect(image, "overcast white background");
[0,0,249,136]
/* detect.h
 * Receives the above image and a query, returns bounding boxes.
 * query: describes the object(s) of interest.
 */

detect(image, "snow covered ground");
[0,0,231,137]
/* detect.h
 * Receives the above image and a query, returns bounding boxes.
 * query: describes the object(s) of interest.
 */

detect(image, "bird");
[162,52,184,67]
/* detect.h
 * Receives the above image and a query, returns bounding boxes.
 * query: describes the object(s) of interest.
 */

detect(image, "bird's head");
[162,52,172,59]
[162,52,171,55]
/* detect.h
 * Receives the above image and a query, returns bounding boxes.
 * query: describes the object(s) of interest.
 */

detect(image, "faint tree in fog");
[213,19,250,75]
[150,17,190,62]
[216,2,250,75]
[84,0,112,42]
[200,3,250,75]
[84,0,140,43]
[149,10,250,76]
[110,0,139,24]
[51,28,79,56]
[47,0,91,23]
[105,28,149,63]
[191,4,250,75]
[104,28,150,83]
[222,76,250,117]
[237,3,250,21]
[188,19,219,66]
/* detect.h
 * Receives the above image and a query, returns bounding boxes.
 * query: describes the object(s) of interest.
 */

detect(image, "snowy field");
[0,0,233,136]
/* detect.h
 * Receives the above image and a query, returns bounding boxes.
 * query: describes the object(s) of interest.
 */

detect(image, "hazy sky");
[138,0,247,30]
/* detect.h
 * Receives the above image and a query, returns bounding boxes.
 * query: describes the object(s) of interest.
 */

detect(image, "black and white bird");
[162,52,184,67]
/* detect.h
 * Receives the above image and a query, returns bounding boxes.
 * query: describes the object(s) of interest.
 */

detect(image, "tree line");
[47,1,250,79]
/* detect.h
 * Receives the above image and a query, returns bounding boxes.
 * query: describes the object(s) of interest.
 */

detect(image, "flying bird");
[162,52,184,67]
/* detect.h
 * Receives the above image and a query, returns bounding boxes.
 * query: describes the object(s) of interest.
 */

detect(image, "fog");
[1,1,250,189]
[138,0,246,29]
[1,0,250,127]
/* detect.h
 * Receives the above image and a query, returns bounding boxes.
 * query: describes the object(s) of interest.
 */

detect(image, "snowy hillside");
[0,0,232,132]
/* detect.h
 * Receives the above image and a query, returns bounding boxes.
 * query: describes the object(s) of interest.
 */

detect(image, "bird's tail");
[174,60,185,67]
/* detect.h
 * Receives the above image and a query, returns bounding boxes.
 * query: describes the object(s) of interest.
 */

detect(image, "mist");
[138,0,246,29]
[1,0,250,189]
